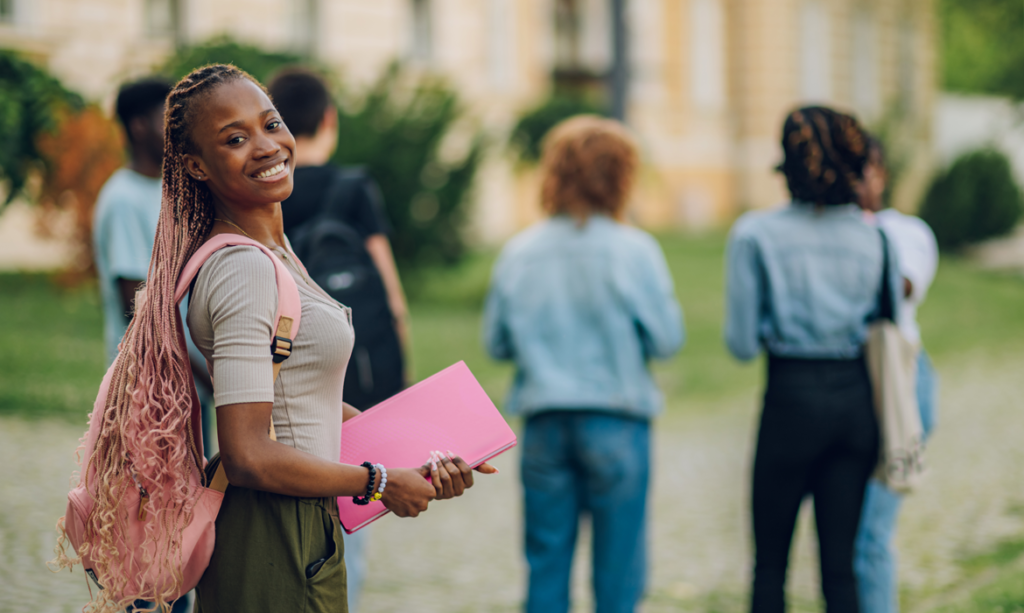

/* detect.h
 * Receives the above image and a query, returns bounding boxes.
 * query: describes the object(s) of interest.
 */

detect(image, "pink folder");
[337,361,517,533]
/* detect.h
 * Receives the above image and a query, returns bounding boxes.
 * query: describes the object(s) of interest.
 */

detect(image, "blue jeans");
[854,350,937,613]
[342,526,370,613]
[522,411,650,613]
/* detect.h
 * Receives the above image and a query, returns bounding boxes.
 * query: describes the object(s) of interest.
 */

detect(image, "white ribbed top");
[186,245,354,462]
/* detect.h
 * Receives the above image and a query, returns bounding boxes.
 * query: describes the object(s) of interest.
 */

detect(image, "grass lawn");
[5,232,1024,420]
[2,232,1024,609]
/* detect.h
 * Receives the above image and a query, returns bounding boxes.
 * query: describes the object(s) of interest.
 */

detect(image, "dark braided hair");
[52,64,271,611]
[778,106,869,206]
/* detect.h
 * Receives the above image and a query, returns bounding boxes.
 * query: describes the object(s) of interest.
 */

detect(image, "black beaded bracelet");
[352,461,376,506]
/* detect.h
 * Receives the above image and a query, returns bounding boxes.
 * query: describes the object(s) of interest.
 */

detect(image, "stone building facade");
[0,0,936,243]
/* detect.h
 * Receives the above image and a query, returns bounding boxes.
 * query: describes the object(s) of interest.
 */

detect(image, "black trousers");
[750,356,880,613]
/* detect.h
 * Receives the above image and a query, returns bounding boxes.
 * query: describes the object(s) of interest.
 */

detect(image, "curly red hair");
[539,115,639,221]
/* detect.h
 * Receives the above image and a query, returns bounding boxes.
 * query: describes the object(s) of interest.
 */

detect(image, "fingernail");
[493,467,500,474]
[431,459,438,471]
[446,449,456,460]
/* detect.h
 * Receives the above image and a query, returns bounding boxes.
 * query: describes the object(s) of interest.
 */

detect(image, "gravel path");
[3,351,1023,612]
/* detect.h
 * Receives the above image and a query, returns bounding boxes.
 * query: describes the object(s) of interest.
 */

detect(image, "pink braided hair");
[52,64,266,611]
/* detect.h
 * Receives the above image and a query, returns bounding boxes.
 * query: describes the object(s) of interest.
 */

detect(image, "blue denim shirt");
[724,202,902,361]
[483,215,685,418]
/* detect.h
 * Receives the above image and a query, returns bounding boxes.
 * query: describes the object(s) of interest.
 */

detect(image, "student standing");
[853,137,939,613]
[66,64,493,612]
[724,107,901,613]
[484,116,684,613]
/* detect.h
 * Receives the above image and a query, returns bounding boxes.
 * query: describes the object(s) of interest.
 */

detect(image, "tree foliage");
[332,64,485,270]
[0,50,84,206]
[36,107,124,283]
[941,0,1024,99]
[919,149,1024,250]
[509,92,606,163]
[162,36,306,84]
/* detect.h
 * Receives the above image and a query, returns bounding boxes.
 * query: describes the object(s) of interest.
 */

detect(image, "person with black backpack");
[267,67,410,613]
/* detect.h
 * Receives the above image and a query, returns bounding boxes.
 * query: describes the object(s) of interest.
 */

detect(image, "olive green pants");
[195,459,348,612]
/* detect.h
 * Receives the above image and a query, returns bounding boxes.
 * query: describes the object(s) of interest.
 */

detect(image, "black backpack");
[288,168,404,410]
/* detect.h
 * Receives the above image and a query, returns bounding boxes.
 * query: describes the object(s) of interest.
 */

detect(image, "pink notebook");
[337,361,517,533]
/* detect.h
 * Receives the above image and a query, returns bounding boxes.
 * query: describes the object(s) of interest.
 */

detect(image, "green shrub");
[163,40,483,273]
[162,36,306,84]
[332,63,484,271]
[509,92,606,163]
[919,149,1023,250]
[0,50,83,206]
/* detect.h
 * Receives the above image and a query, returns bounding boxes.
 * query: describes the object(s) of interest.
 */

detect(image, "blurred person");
[93,77,213,408]
[725,107,902,613]
[266,66,410,613]
[268,67,409,405]
[853,137,939,613]
[483,116,685,613]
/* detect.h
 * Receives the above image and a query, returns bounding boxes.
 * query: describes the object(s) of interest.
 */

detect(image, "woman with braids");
[724,107,902,613]
[56,64,493,612]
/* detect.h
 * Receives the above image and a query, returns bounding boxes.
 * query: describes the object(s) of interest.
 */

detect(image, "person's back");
[725,107,901,613]
[269,68,407,414]
[485,116,683,613]
[486,215,682,417]
[725,202,891,362]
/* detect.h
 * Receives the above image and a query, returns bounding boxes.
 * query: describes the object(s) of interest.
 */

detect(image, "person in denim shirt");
[725,107,902,613]
[853,137,939,613]
[484,116,684,613]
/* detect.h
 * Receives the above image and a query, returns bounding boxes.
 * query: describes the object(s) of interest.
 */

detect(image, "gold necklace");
[213,217,256,241]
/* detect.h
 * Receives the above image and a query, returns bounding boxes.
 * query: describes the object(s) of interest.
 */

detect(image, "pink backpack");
[61,235,302,603]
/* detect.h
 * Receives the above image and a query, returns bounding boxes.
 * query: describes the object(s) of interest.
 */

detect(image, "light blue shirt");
[92,168,204,369]
[93,169,163,364]
[483,215,685,419]
[724,202,902,361]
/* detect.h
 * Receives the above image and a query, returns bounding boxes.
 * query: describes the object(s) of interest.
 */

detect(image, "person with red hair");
[484,115,685,613]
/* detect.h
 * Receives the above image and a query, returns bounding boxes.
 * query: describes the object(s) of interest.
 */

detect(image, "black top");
[282,165,391,239]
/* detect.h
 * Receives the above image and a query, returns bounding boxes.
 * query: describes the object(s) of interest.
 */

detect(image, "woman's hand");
[427,450,498,500]
[380,467,436,518]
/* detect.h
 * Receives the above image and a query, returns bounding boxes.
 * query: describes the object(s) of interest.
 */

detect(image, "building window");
[799,0,832,102]
[850,8,880,119]
[486,0,516,89]
[690,0,726,111]
[145,0,181,40]
[409,0,433,62]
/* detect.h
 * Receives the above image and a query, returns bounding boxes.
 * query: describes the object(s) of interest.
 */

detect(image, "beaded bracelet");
[352,461,376,506]
[372,463,387,501]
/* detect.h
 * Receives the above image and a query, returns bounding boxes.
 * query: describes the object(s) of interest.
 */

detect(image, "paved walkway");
[3,351,1023,612]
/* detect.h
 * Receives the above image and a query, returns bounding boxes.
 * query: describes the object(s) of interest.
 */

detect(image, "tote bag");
[865,229,926,493]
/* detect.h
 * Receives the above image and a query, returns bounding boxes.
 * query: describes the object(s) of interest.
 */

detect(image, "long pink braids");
[52,64,264,611]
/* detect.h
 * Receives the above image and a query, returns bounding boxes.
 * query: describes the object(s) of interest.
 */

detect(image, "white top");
[187,245,354,462]
[878,209,939,345]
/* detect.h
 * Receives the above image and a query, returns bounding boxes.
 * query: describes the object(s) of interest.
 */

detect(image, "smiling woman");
[54,64,494,613]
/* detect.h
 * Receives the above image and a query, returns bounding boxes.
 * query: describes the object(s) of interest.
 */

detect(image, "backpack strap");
[174,234,303,492]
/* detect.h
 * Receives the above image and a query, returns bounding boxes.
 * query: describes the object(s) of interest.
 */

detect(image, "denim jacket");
[724,202,902,361]
[483,215,685,419]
